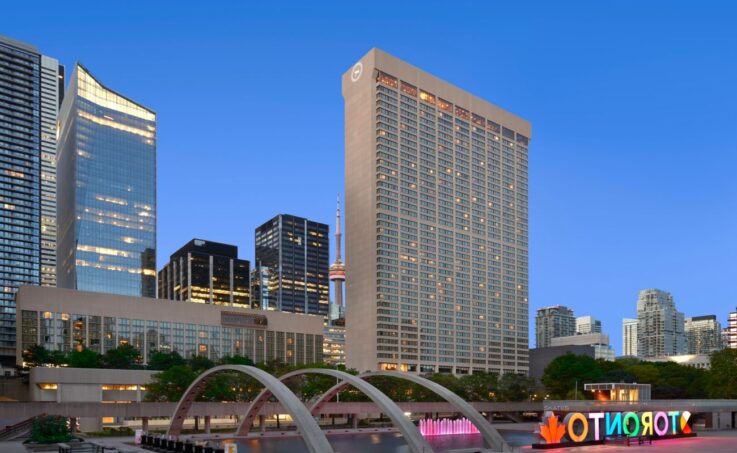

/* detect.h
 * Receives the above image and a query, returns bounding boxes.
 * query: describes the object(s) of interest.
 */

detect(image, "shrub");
[29,415,72,443]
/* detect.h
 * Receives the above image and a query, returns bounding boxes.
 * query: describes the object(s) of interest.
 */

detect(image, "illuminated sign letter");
[653,411,668,436]
[605,412,622,436]
[588,412,605,441]
[564,413,589,442]
[668,411,680,435]
[640,412,653,436]
[680,411,692,434]
[622,412,640,437]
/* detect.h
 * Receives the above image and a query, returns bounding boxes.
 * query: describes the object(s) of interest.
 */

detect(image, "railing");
[139,434,225,453]
[58,443,116,453]
[0,413,43,441]
[544,399,737,412]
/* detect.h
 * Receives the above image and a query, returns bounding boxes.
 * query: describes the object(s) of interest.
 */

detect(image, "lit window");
[377,71,398,88]
[487,121,501,133]
[455,106,470,120]
[419,90,436,105]
[400,82,417,96]
[438,98,453,112]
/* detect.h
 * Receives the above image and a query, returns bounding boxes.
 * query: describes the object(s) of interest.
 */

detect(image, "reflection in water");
[234,430,536,453]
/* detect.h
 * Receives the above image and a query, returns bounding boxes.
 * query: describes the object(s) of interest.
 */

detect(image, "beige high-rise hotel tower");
[343,49,531,374]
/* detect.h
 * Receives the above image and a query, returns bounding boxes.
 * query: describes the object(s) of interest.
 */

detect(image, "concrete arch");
[313,371,511,452]
[166,365,334,453]
[236,368,433,453]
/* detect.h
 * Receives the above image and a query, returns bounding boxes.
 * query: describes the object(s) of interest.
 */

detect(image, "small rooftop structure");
[584,382,651,401]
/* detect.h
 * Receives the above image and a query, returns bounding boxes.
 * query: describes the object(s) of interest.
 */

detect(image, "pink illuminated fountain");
[419,418,480,436]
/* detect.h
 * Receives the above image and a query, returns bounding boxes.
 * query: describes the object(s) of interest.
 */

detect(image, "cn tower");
[329,195,346,312]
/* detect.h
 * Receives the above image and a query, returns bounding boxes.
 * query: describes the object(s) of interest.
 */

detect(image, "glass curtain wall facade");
[20,309,322,365]
[343,49,531,374]
[0,36,62,358]
[158,239,250,306]
[57,64,156,297]
[254,214,329,315]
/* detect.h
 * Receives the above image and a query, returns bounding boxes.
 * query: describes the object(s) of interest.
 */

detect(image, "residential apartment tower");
[684,315,722,355]
[623,318,638,356]
[535,306,576,348]
[0,36,63,358]
[636,289,686,358]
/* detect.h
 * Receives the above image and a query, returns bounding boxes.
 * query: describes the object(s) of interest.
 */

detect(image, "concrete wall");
[29,367,157,432]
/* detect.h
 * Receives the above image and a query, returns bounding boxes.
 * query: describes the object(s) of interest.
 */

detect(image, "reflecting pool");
[234,429,536,452]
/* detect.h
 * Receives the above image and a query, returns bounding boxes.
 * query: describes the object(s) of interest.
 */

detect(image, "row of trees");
[22,344,256,371]
[25,344,737,402]
[144,357,537,403]
[22,344,537,403]
[541,349,737,399]
[23,344,143,369]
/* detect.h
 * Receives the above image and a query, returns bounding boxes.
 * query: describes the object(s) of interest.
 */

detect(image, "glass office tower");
[57,64,156,297]
[0,35,63,359]
[254,214,329,316]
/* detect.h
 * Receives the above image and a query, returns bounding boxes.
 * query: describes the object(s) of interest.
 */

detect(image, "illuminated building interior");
[57,64,156,297]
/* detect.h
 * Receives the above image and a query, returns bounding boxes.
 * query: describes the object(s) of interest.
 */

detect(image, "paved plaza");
[3,430,737,452]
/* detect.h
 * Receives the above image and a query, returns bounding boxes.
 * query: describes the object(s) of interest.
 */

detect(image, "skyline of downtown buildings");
[1,30,736,367]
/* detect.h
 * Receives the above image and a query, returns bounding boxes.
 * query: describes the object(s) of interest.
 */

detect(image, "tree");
[542,354,602,399]
[101,344,141,369]
[29,415,72,443]
[144,365,197,402]
[67,347,101,368]
[498,373,536,401]
[147,350,186,370]
[627,363,660,387]
[200,373,239,401]
[23,345,53,368]
[220,355,254,366]
[707,349,737,398]
[188,355,215,372]
[460,372,498,401]
[425,373,464,399]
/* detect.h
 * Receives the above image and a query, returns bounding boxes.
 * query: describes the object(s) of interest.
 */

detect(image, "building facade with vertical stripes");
[254,214,329,316]
[0,35,63,359]
[158,238,250,307]
[343,49,531,374]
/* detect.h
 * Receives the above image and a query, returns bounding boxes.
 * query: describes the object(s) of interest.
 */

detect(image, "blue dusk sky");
[4,1,736,353]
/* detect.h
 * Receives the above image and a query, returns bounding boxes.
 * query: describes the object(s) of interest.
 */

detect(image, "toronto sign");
[538,410,692,445]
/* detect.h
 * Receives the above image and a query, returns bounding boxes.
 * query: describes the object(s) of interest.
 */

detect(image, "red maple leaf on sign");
[540,415,566,444]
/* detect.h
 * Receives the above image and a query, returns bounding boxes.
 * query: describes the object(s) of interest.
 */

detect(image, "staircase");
[0,414,43,441]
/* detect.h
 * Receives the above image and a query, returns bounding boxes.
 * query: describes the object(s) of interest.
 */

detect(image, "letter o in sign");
[567,413,589,442]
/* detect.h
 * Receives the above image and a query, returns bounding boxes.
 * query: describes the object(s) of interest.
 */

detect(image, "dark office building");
[254,215,329,316]
[0,36,63,359]
[158,239,250,307]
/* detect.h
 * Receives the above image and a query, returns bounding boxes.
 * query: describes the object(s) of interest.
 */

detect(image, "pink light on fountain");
[419,418,480,436]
